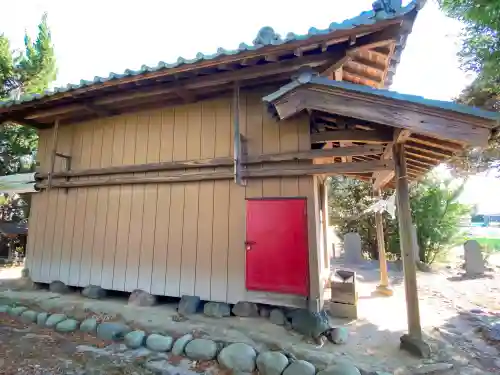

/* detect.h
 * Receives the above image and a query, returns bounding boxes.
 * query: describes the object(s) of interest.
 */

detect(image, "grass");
[473,237,500,252]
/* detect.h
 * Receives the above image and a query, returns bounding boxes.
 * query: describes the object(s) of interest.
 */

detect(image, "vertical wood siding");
[27,91,318,304]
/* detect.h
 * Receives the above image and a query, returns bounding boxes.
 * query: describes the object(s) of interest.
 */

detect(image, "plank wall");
[26,91,321,306]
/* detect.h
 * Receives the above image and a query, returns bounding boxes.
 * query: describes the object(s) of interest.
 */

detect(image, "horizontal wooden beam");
[245,159,393,178]
[36,145,385,180]
[311,129,393,143]
[37,159,394,189]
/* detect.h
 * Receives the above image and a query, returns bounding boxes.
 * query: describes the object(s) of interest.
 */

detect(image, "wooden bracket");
[48,119,72,192]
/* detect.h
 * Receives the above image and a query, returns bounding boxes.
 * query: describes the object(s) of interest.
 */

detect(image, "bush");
[329,175,470,264]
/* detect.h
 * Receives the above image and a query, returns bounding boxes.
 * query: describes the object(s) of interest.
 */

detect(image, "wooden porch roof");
[263,72,499,189]
[0,0,425,129]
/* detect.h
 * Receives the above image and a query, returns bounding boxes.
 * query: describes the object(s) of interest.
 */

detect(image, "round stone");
[80,318,98,333]
[20,310,38,323]
[283,360,316,375]
[256,351,289,375]
[171,333,193,356]
[232,302,259,317]
[55,319,80,333]
[49,280,70,294]
[37,312,49,326]
[330,327,348,344]
[124,330,146,349]
[218,343,257,372]
[269,309,286,325]
[317,362,361,375]
[146,333,174,352]
[9,306,28,317]
[185,338,218,360]
[82,285,107,299]
[97,322,131,340]
[128,289,157,307]
[45,313,67,328]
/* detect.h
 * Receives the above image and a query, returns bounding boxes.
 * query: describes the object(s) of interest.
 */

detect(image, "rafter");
[311,129,393,143]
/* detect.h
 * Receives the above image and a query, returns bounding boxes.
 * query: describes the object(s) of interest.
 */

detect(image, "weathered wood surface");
[27,93,323,308]
[274,88,491,147]
[36,144,384,180]
[311,129,393,143]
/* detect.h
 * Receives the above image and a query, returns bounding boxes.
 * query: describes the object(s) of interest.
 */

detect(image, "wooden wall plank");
[262,100,281,197]
[125,113,148,291]
[151,108,174,295]
[79,121,100,286]
[227,92,247,303]
[113,115,136,290]
[30,129,50,282]
[101,117,121,289]
[165,106,188,297]
[49,125,72,282]
[280,115,300,197]
[245,93,263,198]
[180,103,201,296]
[68,124,87,286]
[138,109,161,292]
[210,98,232,302]
[90,118,112,286]
[195,101,216,299]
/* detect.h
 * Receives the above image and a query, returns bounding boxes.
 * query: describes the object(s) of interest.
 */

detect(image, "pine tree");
[0,14,56,176]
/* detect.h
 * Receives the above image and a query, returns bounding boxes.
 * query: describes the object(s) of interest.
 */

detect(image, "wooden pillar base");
[375,284,393,296]
[400,333,430,358]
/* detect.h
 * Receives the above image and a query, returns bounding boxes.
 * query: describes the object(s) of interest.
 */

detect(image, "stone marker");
[218,343,257,373]
[464,240,485,275]
[204,302,231,318]
[344,232,362,263]
[288,309,330,339]
[128,289,157,306]
[232,301,259,317]
[185,338,218,360]
[146,333,174,352]
[283,360,316,375]
[256,351,289,375]
[45,313,67,327]
[82,285,107,299]
[172,333,193,356]
[178,295,201,315]
[329,327,348,344]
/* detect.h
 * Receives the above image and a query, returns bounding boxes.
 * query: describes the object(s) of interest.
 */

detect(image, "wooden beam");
[373,129,412,190]
[311,129,393,143]
[393,143,423,341]
[277,89,492,147]
[342,71,381,88]
[321,55,351,77]
[233,83,244,185]
[409,134,463,153]
[47,119,60,189]
[373,188,392,296]
[6,116,48,128]
[244,159,394,178]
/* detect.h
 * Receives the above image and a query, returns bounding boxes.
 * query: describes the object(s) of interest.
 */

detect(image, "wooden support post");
[394,143,430,357]
[321,179,330,271]
[47,119,60,190]
[233,83,245,185]
[373,188,392,296]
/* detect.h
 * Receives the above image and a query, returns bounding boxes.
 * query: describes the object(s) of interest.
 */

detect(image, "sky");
[1,0,498,212]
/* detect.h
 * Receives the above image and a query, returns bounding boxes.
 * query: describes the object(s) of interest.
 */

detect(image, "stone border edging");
[0,303,367,375]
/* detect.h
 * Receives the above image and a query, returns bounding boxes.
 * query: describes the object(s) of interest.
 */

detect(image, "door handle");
[245,240,256,250]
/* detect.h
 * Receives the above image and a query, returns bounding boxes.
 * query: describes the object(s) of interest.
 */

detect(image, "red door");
[245,198,309,296]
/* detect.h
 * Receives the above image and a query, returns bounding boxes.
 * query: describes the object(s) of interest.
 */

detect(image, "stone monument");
[344,232,362,263]
[464,240,485,275]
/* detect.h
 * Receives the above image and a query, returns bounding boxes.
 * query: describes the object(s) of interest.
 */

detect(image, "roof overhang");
[0,1,424,128]
[263,72,499,188]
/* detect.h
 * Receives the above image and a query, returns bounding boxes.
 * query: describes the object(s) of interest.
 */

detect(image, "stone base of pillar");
[400,333,431,358]
[375,284,393,296]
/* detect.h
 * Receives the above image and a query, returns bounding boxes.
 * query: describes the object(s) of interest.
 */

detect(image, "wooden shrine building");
[0,0,498,342]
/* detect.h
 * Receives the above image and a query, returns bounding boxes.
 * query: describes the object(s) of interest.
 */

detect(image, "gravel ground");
[0,312,224,375]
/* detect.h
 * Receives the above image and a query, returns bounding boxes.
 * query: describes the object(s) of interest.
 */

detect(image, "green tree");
[328,175,470,264]
[0,13,56,176]
[438,0,500,174]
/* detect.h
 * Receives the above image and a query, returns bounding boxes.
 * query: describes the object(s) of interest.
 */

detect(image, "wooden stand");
[328,270,358,319]
[373,188,393,296]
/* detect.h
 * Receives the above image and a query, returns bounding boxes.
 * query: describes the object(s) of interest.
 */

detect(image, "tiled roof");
[0,0,424,109]
[263,72,500,121]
